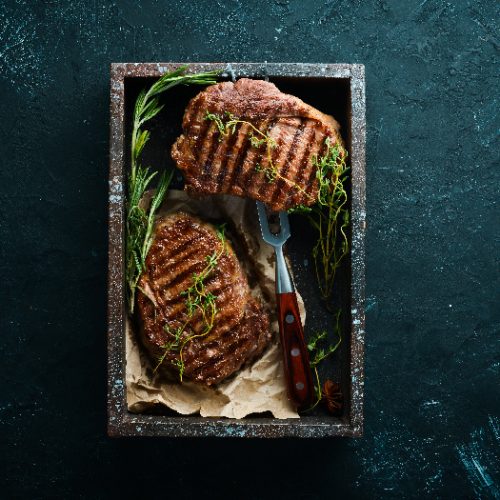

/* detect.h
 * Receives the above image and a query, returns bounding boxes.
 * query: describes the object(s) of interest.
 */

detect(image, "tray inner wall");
[123,73,352,423]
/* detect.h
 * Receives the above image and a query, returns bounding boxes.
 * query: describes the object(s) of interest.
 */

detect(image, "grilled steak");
[171,78,342,212]
[136,212,271,385]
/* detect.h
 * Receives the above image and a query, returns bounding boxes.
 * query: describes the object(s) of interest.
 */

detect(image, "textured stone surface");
[0,0,498,498]
[107,62,365,438]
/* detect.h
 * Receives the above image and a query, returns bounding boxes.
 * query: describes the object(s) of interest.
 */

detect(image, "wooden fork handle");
[277,292,314,410]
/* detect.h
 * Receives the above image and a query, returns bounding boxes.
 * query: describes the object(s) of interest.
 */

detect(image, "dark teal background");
[1,1,499,498]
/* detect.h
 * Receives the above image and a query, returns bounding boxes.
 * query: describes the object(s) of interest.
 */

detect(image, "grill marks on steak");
[171,78,342,212]
[136,213,271,386]
[182,299,270,385]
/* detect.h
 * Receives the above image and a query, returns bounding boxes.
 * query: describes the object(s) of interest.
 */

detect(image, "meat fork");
[256,201,314,409]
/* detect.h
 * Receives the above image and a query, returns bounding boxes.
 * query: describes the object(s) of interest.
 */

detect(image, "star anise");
[322,379,343,415]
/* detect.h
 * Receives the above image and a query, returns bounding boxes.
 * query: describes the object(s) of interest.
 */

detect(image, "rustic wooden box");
[108,63,366,437]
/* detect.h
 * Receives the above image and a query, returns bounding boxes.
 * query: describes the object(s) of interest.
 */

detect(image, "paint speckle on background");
[0,3,50,95]
[351,416,445,494]
[456,416,500,499]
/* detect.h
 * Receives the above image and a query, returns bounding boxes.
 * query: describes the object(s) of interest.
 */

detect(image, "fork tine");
[256,201,277,245]
[256,201,290,245]
[278,211,291,240]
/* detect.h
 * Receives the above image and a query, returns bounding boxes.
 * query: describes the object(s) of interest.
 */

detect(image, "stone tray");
[108,62,366,437]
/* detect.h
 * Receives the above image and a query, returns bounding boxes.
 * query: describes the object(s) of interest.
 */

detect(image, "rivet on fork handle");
[277,292,314,409]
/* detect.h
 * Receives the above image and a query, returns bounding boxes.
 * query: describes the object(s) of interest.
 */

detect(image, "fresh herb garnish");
[291,139,348,411]
[154,224,227,380]
[126,66,220,312]
[307,309,342,410]
[290,138,349,303]
[180,224,227,328]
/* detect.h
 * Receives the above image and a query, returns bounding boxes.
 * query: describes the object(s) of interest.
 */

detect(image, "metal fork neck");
[275,245,294,294]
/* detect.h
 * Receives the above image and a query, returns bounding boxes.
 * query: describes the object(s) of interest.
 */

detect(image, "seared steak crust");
[137,213,271,386]
[171,78,342,211]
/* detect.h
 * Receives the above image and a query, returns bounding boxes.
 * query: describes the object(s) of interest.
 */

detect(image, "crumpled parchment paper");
[126,190,302,419]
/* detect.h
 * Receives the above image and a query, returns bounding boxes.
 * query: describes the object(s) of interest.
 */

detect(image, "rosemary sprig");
[126,167,172,313]
[126,66,220,312]
[154,224,227,380]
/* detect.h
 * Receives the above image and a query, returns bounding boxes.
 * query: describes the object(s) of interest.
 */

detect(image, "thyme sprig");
[307,309,343,410]
[290,138,349,302]
[154,322,189,379]
[126,66,220,312]
[154,225,227,380]
[204,111,315,200]
[180,224,227,338]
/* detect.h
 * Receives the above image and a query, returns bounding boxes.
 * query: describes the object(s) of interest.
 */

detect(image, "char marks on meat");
[137,213,271,386]
[171,78,342,212]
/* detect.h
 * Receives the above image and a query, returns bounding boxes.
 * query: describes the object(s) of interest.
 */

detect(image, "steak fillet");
[171,78,342,212]
[136,213,271,386]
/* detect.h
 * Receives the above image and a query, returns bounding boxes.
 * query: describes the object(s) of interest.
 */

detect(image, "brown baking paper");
[126,190,302,419]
